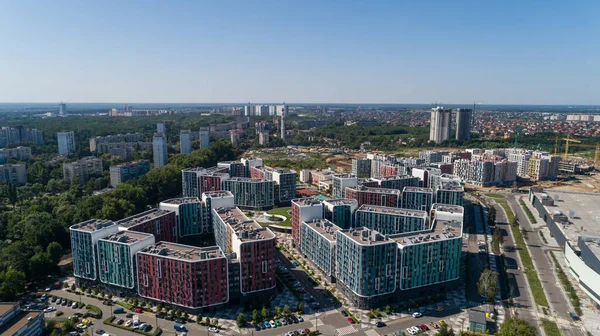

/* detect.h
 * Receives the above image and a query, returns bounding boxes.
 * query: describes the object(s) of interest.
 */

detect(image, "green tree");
[204,316,210,325]
[478,269,499,302]
[0,268,26,300]
[5,182,17,207]
[296,302,304,314]
[70,283,76,291]
[435,323,456,336]
[374,308,381,316]
[274,306,281,318]
[496,317,537,336]
[252,309,259,323]
[29,252,54,279]
[384,305,391,314]
[212,318,218,327]
[236,313,246,328]
[196,314,202,324]
[283,305,290,316]
[261,307,268,320]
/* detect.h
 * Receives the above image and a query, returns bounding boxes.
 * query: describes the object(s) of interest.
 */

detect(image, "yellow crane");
[562,135,581,160]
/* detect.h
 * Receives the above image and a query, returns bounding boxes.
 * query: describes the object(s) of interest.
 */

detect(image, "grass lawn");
[519,199,537,224]
[501,203,549,308]
[267,207,291,226]
[487,193,505,199]
[541,319,561,336]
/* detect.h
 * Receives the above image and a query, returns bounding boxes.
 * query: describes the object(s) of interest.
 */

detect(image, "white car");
[412,312,422,318]
[71,302,78,309]
[125,320,132,327]
[44,307,56,312]
[76,323,86,329]
[406,327,415,335]
[269,320,276,328]
[56,299,62,305]
[281,319,288,326]
[208,327,219,333]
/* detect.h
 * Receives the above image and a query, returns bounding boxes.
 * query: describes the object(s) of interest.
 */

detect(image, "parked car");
[95,329,105,335]
[376,322,386,328]
[341,310,348,317]
[281,318,288,326]
[296,315,304,322]
[412,312,422,318]
[174,324,187,332]
[254,323,261,331]
[304,328,311,334]
[347,317,354,324]
[208,327,219,333]
[290,315,299,323]
[275,319,282,327]
[116,319,124,325]
[176,318,186,324]
[570,312,579,321]
[264,321,271,329]
[134,307,143,313]
[126,313,134,318]
[420,324,430,331]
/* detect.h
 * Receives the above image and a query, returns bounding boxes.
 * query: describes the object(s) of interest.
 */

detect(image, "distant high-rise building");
[280,116,286,140]
[180,130,192,154]
[199,128,210,149]
[244,103,254,116]
[57,131,76,155]
[63,156,103,185]
[276,103,288,117]
[455,108,473,141]
[0,164,27,185]
[109,160,151,187]
[259,132,269,146]
[429,107,452,143]
[152,133,168,168]
[156,123,166,135]
[58,102,66,115]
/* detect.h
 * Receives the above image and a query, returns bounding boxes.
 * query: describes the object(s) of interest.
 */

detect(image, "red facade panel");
[128,211,177,243]
[239,239,276,294]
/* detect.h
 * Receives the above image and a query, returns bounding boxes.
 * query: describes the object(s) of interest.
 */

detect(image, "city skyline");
[1,1,599,105]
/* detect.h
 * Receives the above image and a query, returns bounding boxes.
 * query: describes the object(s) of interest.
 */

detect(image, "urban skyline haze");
[0,0,599,105]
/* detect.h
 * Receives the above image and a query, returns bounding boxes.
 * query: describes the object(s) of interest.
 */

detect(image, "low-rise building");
[109,160,150,187]
[63,156,103,184]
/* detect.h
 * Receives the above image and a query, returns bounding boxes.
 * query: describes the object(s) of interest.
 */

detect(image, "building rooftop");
[439,181,464,191]
[202,190,234,198]
[0,311,41,336]
[469,310,487,324]
[70,219,115,232]
[371,175,416,181]
[117,208,173,228]
[333,173,357,179]
[532,189,600,246]
[99,231,153,245]
[139,242,224,261]
[323,199,357,206]
[403,187,433,193]
[261,166,296,174]
[302,219,340,242]
[227,177,271,183]
[112,160,149,168]
[348,185,402,195]
[338,227,394,246]
[391,219,462,246]
[0,303,15,317]
[160,197,202,205]
[432,203,464,214]
[182,166,229,175]
[357,204,427,217]
[215,207,275,241]
[292,198,323,206]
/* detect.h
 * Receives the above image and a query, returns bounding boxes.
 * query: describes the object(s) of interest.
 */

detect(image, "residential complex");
[0,146,31,162]
[352,158,372,178]
[291,198,324,247]
[436,181,465,206]
[356,205,428,235]
[401,187,434,211]
[89,133,144,151]
[429,107,452,143]
[152,133,168,168]
[212,207,277,295]
[322,199,358,229]
[117,209,178,243]
[300,219,340,281]
[97,231,155,289]
[345,185,402,208]
[70,219,119,282]
[0,164,27,185]
[63,156,103,184]
[222,177,275,209]
[251,166,297,203]
[332,174,358,199]
[159,198,208,237]
[0,302,44,336]
[181,167,230,198]
[57,131,76,155]
[0,127,44,148]
[137,243,229,309]
[109,160,151,187]
[369,175,420,191]
[218,161,248,178]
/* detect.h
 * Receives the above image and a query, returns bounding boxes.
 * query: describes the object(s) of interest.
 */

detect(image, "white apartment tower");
[429,107,452,143]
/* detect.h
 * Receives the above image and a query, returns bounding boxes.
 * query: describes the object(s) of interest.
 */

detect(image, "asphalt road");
[492,201,541,333]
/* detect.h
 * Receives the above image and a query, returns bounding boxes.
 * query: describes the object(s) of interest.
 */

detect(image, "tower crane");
[562,135,581,160]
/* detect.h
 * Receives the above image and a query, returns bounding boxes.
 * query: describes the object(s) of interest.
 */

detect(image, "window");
[143,274,149,287]
[427,245,433,263]
[156,220,161,235]
[104,260,109,273]
[114,247,120,264]
[262,261,267,273]
[439,260,445,272]
[85,262,91,275]
[157,259,162,278]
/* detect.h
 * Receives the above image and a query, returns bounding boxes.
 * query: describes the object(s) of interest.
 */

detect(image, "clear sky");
[0,0,598,104]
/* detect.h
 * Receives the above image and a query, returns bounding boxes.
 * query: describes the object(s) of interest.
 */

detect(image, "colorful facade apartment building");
[181,167,229,198]
[160,198,209,237]
[370,175,420,191]
[291,198,324,246]
[335,227,399,307]
[217,161,247,178]
[222,177,275,209]
[331,174,358,199]
[137,243,229,309]
[344,185,401,208]
[117,208,178,243]
[322,199,358,229]
[70,219,119,282]
[212,207,277,295]
[97,231,155,289]
[250,166,297,203]
[356,205,428,235]
[300,219,340,280]
[401,187,434,211]
[436,181,465,206]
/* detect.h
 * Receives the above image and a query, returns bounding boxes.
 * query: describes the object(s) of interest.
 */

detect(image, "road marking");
[364,329,379,336]
[336,325,358,335]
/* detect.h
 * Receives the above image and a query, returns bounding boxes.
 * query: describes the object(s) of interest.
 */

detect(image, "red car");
[297,289,306,294]
[134,307,143,313]
[347,317,354,324]
[304,329,310,334]
[420,324,430,331]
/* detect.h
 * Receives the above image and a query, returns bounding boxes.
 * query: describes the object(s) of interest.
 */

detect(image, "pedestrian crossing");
[336,325,358,335]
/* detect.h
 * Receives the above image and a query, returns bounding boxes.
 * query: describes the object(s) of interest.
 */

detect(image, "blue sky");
[0,0,598,104]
